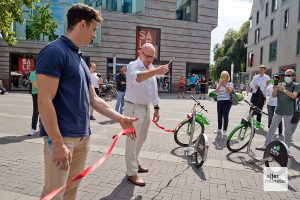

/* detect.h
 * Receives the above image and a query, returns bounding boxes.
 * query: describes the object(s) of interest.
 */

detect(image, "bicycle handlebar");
[190,95,208,113]
[244,100,268,116]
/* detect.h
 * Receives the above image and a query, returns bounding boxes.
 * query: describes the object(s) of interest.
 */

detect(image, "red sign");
[18,58,35,72]
[136,27,160,60]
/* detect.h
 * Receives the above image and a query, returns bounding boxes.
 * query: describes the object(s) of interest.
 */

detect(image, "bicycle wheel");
[104,90,113,101]
[227,123,251,152]
[174,120,204,147]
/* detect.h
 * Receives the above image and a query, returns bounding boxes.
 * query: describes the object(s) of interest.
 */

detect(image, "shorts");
[200,87,206,94]
[190,84,196,88]
[179,86,184,93]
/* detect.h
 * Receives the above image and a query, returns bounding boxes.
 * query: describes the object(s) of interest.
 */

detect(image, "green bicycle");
[173,95,210,167]
[227,100,291,167]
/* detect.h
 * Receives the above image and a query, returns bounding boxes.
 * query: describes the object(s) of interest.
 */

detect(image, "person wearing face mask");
[256,69,300,150]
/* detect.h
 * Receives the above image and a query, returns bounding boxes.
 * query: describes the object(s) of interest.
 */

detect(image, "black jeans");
[267,105,282,134]
[31,94,39,130]
[217,100,232,131]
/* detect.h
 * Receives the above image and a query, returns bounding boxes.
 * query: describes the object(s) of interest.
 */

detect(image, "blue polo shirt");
[36,35,91,137]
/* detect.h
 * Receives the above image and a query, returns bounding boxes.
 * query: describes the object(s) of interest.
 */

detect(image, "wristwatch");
[154,105,160,110]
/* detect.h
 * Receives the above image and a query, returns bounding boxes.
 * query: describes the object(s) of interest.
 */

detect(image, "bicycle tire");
[194,152,205,168]
[174,120,204,147]
[104,90,113,101]
[227,123,251,152]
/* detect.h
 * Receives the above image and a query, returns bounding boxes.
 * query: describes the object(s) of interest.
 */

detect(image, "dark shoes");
[127,175,145,187]
[90,115,96,120]
[138,165,149,173]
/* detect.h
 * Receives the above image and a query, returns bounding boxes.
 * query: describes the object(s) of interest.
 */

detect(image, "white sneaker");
[222,130,227,137]
[214,129,222,134]
[256,144,266,151]
[27,129,37,136]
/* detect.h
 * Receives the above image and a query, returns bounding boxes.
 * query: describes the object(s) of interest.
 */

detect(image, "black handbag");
[291,86,300,124]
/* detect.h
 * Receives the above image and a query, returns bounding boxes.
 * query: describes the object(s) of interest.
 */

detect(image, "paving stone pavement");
[0,92,300,200]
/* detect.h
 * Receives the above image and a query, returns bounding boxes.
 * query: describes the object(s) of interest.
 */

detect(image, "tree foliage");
[26,3,58,41]
[211,21,250,81]
[0,0,39,46]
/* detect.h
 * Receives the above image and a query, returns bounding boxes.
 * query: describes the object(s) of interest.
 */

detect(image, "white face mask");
[284,76,292,83]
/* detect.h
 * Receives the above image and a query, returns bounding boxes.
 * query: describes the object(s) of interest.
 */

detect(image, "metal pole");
[231,62,234,82]
[113,54,116,82]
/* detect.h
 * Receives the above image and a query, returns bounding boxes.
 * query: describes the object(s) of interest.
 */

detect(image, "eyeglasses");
[141,51,154,60]
[284,74,294,77]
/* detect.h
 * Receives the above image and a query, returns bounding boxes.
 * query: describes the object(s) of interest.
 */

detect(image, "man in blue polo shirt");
[36,4,136,200]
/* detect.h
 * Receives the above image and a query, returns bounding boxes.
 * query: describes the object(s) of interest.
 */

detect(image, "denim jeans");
[115,91,125,114]
[31,94,39,130]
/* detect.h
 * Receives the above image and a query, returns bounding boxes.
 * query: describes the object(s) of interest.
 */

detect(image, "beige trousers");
[124,102,150,176]
[41,136,90,200]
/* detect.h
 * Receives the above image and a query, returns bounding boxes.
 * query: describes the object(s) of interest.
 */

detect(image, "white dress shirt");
[90,72,99,88]
[250,74,270,94]
[124,58,159,106]
[266,84,277,106]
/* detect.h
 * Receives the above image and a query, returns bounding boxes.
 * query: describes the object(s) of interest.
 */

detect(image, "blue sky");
[210,0,253,63]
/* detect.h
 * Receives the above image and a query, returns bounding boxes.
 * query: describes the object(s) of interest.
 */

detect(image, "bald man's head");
[140,43,156,67]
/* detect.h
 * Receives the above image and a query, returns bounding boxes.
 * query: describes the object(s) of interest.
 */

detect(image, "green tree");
[212,21,250,79]
[0,0,39,46]
[26,3,58,41]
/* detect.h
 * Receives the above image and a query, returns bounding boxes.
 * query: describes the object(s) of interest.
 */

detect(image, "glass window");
[271,0,277,12]
[269,41,277,61]
[255,28,260,44]
[265,2,269,17]
[256,11,259,24]
[284,10,289,29]
[299,0,300,21]
[297,31,300,55]
[260,46,263,64]
[270,19,274,36]
[176,0,198,22]
[101,0,144,14]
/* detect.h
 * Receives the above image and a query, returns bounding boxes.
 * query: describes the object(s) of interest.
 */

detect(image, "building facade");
[247,0,300,81]
[0,0,218,92]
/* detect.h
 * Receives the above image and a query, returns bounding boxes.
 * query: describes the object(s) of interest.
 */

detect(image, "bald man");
[124,43,169,186]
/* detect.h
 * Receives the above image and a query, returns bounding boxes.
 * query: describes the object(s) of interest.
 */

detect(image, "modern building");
[247,0,300,81]
[0,0,219,92]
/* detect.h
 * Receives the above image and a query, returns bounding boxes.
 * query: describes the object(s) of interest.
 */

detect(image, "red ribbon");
[42,128,135,200]
[152,120,176,133]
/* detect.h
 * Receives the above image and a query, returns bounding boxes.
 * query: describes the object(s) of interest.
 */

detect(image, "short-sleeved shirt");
[29,71,37,94]
[36,35,91,137]
[90,73,99,89]
[217,82,234,101]
[189,76,198,85]
[276,83,300,115]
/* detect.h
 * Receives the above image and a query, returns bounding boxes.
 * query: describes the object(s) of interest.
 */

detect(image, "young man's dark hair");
[67,3,103,30]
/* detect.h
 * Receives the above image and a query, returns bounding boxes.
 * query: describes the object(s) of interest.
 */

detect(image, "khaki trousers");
[41,136,90,200]
[124,102,150,176]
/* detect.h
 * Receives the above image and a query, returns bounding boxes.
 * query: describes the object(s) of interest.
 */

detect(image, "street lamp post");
[231,62,234,82]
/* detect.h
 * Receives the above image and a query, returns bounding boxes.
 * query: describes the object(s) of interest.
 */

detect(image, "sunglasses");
[284,74,294,77]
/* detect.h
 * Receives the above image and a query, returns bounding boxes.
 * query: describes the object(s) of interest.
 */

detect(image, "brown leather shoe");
[138,165,149,173]
[127,175,145,187]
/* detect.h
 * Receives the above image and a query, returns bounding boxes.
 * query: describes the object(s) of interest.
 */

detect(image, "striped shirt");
[217,82,234,101]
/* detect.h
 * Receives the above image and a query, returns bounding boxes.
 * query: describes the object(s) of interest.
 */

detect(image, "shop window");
[176,0,198,22]
[269,41,277,61]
